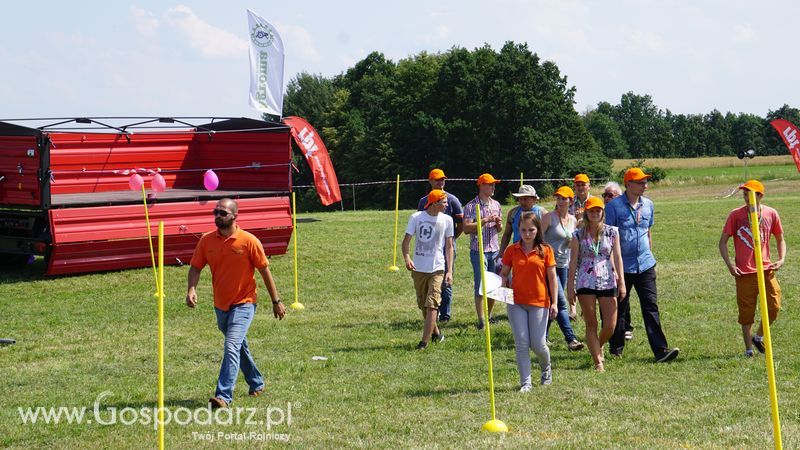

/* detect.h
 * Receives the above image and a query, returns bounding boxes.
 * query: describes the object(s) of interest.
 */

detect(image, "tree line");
[278,41,797,210]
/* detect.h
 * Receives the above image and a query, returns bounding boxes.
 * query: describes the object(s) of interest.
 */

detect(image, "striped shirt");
[463,196,502,252]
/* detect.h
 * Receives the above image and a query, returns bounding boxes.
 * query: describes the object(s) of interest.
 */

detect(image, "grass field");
[612,155,794,171]
[1,170,798,448]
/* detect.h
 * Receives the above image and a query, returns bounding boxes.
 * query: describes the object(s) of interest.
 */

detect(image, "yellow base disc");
[481,419,509,433]
[388,265,400,272]
[290,302,305,311]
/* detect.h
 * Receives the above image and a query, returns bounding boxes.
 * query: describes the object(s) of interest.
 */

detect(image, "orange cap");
[554,186,575,199]
[573,173,590,183]
[476,173,500,185]
[623,168,652,183]
[428,169,447,180]
[424,189,447,209]
[738,179,764,195]
[584,197,605,210]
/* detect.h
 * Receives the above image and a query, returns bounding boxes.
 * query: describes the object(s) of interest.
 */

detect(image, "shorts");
[736,270,781,325]
[470,249,499,297]
[576,288,618,298]
[412,270,444,310]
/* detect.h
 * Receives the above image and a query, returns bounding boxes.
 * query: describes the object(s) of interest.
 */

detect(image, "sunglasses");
[602,192,614,198]
[213,209,231,217]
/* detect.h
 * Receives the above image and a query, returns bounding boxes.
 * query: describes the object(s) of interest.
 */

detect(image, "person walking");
[403,189,455,350]
[605,168,679,363]
[567,197,625,371]
[540,186,584,351]
[186,198,286,409]
[417,169,463,323]
[499,213,558,391]
[718,180,786,357]
[463,173,503,330]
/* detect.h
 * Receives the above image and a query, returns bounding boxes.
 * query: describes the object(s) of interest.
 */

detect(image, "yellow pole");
[142,185,158,296]
[157,221,165,450]
[290,192,304,310]
[747,190,782,450]
[520,172,523,188]
[476,207,508,433]
[388,174,401,272]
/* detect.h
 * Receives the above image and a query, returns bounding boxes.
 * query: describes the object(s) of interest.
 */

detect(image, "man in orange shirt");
[186,198,286,408]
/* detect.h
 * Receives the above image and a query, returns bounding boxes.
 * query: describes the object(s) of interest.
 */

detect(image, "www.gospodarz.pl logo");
[251,24,274,47]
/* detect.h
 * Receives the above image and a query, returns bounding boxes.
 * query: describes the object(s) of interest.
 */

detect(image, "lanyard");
[559,214,572,240]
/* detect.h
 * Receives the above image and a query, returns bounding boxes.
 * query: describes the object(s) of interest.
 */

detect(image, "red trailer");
[0,117,294,275]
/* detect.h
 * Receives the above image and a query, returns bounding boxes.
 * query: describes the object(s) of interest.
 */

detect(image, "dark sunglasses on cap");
[213,209,231,217]
[602,192,614,198]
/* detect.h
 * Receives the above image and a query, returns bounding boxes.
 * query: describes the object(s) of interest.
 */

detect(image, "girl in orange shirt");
[500,213,558,392]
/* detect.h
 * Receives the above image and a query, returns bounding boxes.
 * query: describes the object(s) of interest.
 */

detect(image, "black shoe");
[438,316,450,324]
[752,337,765,354]
[488,316,498,324]
[416,341,428,350]
[476,320,484,330]
[609,350,623,358]
[655,348,680,363]
[431,333,445,344]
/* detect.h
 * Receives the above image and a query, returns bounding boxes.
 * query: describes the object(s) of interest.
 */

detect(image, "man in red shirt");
[719,180,786,357]
[186,198,286,408]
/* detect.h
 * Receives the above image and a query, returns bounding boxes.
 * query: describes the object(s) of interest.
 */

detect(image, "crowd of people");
[400,168,786,392]
[182,169,787,407]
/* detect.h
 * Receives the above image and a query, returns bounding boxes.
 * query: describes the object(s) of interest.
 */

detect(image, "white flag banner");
[247,9,285,117]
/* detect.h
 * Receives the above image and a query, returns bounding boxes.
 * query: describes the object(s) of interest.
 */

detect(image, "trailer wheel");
[0,253,30,270]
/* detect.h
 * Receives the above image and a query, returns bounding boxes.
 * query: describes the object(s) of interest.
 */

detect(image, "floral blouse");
[572,225,619,290]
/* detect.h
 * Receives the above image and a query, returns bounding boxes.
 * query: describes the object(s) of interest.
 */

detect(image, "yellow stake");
[157,222,165,450]
[476,207,508,433]
[747,190,782,450]
[290,192,304,310]
[142,184,158,296]
[388,174,401,272]
[520,172,524,188]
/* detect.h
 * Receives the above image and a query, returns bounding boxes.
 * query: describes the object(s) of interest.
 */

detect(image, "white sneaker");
[519,384,532,393]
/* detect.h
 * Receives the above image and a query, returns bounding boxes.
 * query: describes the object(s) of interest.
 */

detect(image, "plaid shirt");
[463,196,502,252]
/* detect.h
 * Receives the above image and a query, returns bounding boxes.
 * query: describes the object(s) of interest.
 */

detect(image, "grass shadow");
[404,386,486,398]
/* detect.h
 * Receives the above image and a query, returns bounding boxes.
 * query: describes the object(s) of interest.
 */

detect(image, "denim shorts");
[470,249,499,297]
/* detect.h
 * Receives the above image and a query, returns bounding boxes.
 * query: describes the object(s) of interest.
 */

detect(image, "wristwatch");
[271,298,282,305]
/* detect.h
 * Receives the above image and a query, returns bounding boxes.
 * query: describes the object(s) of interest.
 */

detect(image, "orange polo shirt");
[190,226,268,311]
[501,242,555,307]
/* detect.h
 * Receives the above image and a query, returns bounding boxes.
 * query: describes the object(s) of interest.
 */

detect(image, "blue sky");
[1,1,797,120]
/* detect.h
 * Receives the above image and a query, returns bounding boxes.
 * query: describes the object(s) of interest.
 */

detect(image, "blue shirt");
[604,193,656,273]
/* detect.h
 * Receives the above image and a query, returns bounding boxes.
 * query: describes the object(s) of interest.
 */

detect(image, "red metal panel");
[47,196,292,275]
[47,131,291,197]
[0,136,41,206]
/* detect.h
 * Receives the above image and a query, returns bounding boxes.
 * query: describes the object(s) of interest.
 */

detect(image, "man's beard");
[215,218,231,229]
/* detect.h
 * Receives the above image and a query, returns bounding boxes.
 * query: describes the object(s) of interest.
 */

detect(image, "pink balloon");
[152,173,166,193]
[203,169,219,191]
[129,173,144,191]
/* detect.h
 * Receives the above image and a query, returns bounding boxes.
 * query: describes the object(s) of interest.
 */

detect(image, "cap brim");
[511,193,538,198]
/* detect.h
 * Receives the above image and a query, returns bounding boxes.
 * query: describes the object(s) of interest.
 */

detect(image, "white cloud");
[421,24,450,43]
[732,24,755,43]
[164,5,247,58]
[131,6,159,38]
[275,22,321,62]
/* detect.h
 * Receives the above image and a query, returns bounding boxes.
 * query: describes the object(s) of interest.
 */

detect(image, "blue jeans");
[470,249,499,297]
[439,248,456,321]
[546,266,579,343]
[214,303,264,404]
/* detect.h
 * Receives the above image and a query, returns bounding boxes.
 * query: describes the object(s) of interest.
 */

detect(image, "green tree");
[584,109,628,158]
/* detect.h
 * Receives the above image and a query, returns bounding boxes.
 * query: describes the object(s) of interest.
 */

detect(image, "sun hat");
[512,185,538,198]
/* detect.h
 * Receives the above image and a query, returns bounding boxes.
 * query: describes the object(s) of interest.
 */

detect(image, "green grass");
[2,178,799,448]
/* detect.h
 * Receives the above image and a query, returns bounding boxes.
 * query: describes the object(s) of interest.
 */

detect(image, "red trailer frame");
[0,117,294,275]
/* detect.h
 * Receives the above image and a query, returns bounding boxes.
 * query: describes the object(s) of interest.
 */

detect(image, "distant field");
[612,155,794,171]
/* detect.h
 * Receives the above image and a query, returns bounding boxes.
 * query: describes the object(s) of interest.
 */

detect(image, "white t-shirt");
[405,211,454,273]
